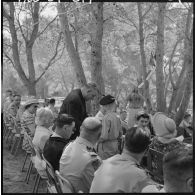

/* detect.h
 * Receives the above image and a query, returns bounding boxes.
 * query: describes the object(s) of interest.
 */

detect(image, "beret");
[99,95,115,106]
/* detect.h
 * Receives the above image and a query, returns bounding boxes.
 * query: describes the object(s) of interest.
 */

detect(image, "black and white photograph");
[2,0,193,193]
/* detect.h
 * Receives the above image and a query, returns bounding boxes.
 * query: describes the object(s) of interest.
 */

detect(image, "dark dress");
[59,89,88,140]
[43,136,69,171]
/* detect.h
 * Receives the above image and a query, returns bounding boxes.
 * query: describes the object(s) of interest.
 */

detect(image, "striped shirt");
[21,110,36,153]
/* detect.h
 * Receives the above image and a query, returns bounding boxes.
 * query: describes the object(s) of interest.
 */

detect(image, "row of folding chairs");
[3,112,24,156]
[24,131,82,193]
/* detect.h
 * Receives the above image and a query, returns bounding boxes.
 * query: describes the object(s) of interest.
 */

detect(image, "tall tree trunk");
[90,2,105,115]
[3,2,40,97]
[175,23,193,126]
[26,82,37,97]
[168,5,193,113]
[57,3,87,87]
[155,3,166,112]
[137,3,153,112]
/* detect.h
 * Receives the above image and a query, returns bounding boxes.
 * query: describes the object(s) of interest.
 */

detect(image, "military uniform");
[59,137,102,193]
[90,149,155,193]
[97,112,122,160]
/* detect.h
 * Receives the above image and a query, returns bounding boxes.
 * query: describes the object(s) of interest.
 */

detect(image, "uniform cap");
[99,95,115,106]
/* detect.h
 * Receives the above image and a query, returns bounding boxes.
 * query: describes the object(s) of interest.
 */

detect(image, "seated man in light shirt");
[90,126,155,193]
[59,117,102,193]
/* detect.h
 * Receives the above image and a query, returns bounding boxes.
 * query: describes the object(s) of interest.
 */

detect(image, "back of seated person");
[90,127,155,193]
[142,146,193,193]
[163,146,193,192]
[43,114,75,171]
[33,107,54,153]
[59,117,102,193]
[150,112,184,154]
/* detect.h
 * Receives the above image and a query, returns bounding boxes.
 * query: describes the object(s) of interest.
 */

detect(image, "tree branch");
[35,32,63,83]
[28,2,40,47]
[168,39,183,90]
[3,52,15,69]
[37,15,58,38]
[142,3,153,18]
[39,2,49,14]
[3,5,11,20]
[16,17,27,42]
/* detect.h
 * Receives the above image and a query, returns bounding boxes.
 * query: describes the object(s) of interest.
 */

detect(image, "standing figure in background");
[125,87,144,128]
[7,94,21,118]
[3,90,14,113]
[97,95,122,160]
[120,110,128,135]
[178,112,192,138]
[47,98,58,119]
[59,83,97,141]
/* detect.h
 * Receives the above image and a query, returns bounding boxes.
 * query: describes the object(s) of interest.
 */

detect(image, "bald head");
[80,117,102,144]
[81,117,102,133]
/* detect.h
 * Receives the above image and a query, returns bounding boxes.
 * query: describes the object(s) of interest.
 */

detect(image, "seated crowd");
[3,87,193,193]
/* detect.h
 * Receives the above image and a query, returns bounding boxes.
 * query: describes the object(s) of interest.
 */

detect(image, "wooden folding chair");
[24,133,47,193]
[55,170,75,193]
[24,132,36,184]
[147,148,164,184]
[32,146,48,193]
[42,154,60,193]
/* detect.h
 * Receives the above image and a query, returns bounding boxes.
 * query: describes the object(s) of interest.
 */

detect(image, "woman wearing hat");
[21,99,39,153]
[150,112,185,154]
[97,95,123,160]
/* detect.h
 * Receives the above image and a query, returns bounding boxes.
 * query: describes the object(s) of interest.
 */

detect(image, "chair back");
[55,170,74,193]
[42,154,62,193]
[24,132,36,156]
[147,148,164,184]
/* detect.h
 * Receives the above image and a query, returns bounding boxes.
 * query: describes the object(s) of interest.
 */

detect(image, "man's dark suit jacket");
[59,89,87,140]
[43,136,69,171]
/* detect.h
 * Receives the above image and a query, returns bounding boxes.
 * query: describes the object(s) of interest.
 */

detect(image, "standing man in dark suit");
[59,83,97,140]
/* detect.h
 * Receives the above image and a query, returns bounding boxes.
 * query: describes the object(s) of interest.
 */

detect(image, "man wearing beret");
[59,83,97,140]
[97,95,122,160]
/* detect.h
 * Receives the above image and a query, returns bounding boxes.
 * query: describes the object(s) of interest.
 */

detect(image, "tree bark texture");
[175,22,193,126]
[57,3,87,87]
[168,4,193,113]
[3,2,40,96]
[137,3,153,112]
[155,3,166,112]
[90,2,105,115]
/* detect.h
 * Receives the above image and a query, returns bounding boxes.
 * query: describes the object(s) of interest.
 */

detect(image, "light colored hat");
[24,99,39,109]
[152,112,177,137]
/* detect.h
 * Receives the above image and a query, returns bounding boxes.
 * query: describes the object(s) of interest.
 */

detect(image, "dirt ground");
[3,141,47,193]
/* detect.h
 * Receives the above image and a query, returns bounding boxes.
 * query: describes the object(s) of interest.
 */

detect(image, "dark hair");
[25,103,38,110]
[184,112,191,119]
[13,94,21,98]
[49,98,55,104]
[125,127,151,153]
[6,89,12,93]
[55,114,75,128]
[136,113,150,121]
[163,146,193,183]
